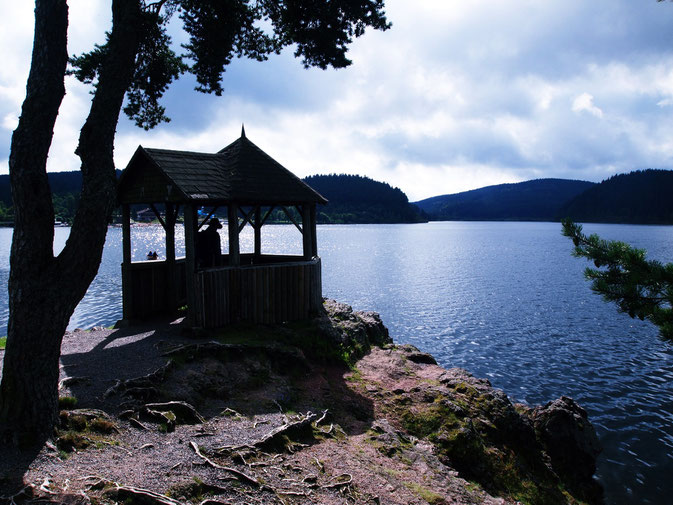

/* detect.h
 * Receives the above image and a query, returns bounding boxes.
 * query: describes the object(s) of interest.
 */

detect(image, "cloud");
[2,0,673,200]
[572,93,604,118]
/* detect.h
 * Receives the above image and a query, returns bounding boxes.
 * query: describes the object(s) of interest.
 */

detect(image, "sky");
[2,0,673,202]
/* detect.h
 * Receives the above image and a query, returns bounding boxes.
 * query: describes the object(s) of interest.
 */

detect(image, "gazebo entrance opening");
[117,129,326,328]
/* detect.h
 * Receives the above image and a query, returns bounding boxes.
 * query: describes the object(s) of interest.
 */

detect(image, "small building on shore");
[117,127,327,328]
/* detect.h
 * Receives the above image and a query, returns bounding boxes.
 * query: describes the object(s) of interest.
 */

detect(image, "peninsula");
[0,301,602,505]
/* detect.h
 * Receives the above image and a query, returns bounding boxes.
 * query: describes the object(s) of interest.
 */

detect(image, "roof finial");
[241,124,246,138]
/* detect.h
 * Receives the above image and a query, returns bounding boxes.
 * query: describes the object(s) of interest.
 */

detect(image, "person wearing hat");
[196,217,223,267]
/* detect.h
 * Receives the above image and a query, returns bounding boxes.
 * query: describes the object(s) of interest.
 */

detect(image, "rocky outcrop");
[313,298,392,361]
[354,344,603,505]
[528,396,603,503]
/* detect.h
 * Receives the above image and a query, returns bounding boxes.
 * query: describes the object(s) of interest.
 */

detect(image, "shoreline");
[0,301,602,504]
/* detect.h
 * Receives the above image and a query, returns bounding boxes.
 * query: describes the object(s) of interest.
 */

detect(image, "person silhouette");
[196,218,223,267]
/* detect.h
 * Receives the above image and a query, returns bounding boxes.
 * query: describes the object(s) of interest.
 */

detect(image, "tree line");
[558,169,673,224]
[0,171,427,226]
[304,174,427,223]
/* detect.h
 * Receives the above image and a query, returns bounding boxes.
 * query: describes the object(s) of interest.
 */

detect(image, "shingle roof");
[118,131,327,205]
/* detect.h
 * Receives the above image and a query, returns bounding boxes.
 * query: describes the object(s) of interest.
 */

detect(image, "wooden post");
[165,203,177,311]
[302,204,313,260]
[184,204,198,326]
[310,204,318,257]
[254,206,261,260]
[228,203,240,266]
[121,204,132,320]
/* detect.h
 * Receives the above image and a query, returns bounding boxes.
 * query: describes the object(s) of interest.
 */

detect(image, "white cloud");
[572,93,604,118]
[3,0,673,200]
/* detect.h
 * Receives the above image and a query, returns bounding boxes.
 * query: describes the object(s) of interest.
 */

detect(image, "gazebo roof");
[118,129,327,205]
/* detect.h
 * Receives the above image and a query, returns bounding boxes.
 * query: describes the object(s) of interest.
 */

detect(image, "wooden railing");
[195,256,322,327]
[122,259,187,319]
[122,255,322,327]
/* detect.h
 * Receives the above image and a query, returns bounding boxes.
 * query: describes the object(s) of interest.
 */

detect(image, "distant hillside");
[0,170,124,224]
[303,174,427,224]
[558,169,673,224]
[1,171,427,225]
[415,178,596,222]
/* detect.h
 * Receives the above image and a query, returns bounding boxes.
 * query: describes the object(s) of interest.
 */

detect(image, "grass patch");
[0,336,6,350]
[403,482,445,504]
[58,396,78,409]
[57,411,120,455]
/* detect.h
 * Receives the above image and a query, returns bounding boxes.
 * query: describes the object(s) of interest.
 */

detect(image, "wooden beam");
[254,206,261,258]
[260,205,275,226]
[228,203,240,266]
[121,204,132,320]
[198,206,219,230]
[122,204,131,266]
[310,204,318,257]
[302,204,313,260]
[165,203,177,311]
[238,206,256,233]
[184,204,198,326]
[164,203,176,263]
[149,203,167,230]
[281,206,302,233]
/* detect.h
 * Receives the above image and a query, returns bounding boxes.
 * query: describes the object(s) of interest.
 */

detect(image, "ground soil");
[0,316,514,505]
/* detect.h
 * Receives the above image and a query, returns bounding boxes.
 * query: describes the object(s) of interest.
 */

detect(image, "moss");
[56,412,121,455]
[346,368,365,385]
[382,468,403,478]
[58,396,78,409]
[392,388,572,505]
[401,403,458,439]
[403,482,445,504]
[0,336,6,350]
[89,417,118,434]
[56,432,91,452]
[67,414,88,432]
[167,478,210,502]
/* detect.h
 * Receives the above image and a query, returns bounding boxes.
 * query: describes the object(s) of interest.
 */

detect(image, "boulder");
[530,396,603,502]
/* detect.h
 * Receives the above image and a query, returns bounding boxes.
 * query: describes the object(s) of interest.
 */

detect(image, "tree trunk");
[0,0,143,445]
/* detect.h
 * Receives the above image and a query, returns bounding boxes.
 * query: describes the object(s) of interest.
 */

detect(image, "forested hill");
[414,178,596,222]
[303,174,427,224]
[1,171,426,225]
[0,170,123,223]
[558,169,673,224]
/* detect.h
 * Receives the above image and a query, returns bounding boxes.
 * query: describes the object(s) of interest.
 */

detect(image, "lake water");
[1,221,672,504]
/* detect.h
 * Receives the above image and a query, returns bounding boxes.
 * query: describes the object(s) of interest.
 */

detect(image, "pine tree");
[562,219,673,339]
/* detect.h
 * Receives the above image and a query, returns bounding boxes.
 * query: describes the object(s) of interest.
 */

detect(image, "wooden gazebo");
[117,127,327,328]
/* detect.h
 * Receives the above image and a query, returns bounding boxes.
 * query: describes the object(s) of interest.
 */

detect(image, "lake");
[1,221,672,504]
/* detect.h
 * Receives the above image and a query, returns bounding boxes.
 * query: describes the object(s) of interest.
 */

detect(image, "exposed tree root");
[144,401,205,424]
[322,474,353,489]
[1,484,35,505]
[103,484,183,505]
[103,361,175,399]
[217,410,325,454]
[58,376,90,390]
[189,441,261,488]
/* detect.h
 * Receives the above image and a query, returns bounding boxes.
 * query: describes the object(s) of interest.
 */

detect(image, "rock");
[397,344,437,365]
[356,310,391,346]
[530,396,603,502]
[314,299,392,358]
